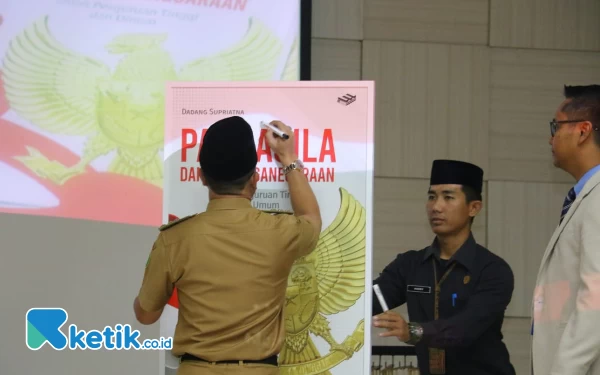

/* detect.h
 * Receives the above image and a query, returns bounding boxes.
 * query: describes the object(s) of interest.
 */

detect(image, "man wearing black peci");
[372,159,516,375]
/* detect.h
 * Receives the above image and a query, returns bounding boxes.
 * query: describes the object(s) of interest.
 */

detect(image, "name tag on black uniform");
[407,285,431,294]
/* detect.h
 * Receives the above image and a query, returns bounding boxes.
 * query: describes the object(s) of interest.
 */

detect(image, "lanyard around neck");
[432,258,457,320]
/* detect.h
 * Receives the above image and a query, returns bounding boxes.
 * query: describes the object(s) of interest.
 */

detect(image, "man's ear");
[469,200,483,218]
[578,121,594,145]
[251,171,259,187]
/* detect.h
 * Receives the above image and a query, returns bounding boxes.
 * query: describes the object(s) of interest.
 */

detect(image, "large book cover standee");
[161,81,374,375]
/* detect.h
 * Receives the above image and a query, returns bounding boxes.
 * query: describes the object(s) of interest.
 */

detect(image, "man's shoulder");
[377,248,428,276]
[159,214,198,232]
[579,184,600,210]
[476,244,507,262]
[256,208,305,226]
[475,244,514,277]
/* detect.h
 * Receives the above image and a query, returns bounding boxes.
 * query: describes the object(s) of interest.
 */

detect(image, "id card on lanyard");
[429,259,457,375]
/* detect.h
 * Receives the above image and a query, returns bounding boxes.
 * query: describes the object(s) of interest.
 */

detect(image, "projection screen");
[0,0,309,227]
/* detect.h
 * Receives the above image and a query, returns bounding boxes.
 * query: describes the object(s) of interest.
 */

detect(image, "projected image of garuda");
[279,187,366,375]
[2,16,298,187]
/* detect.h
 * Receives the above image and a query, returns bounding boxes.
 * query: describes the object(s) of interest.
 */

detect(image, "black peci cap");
[430,159,484,194]
[199,116,257,181]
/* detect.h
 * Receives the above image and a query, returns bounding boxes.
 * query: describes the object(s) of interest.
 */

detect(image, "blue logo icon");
[26,307,172,351]
[26,308,68,350]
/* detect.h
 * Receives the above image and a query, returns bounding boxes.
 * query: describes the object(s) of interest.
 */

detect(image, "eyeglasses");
[549,119,599,137]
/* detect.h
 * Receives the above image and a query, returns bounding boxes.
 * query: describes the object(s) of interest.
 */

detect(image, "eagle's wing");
[2,16,111,135]
[280,36,299,81]
[308,187,367,315]
[178,17,283,81]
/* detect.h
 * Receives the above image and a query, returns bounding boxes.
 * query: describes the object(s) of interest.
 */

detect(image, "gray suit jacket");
[531,170,600,375]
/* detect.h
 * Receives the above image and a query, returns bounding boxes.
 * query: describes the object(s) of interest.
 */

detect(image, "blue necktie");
[560,187,576,224]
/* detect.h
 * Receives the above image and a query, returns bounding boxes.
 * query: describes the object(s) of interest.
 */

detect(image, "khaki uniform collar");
[206,197,253,211]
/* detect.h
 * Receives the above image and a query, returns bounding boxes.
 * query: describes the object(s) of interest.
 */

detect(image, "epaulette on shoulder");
[261,209,294,216]
[159,214,196,231]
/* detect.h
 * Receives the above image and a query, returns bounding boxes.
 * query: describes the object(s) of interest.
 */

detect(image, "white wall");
[0,213,160,374]
[309,0,600,374]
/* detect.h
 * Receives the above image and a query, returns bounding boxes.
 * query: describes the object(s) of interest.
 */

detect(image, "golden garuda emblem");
[2,16,297,187]
[280,187,366,375]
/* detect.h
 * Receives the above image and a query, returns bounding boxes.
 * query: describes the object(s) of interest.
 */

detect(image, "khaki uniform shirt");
[137,198,319,362]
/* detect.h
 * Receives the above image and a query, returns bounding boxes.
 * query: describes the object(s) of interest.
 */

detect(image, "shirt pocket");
[450,283,474,311]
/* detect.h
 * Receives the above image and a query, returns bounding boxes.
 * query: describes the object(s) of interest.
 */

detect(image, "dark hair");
[562,85,600,147]
[461,185,482,203]
[203,170,255,195]
[461,185,482,224]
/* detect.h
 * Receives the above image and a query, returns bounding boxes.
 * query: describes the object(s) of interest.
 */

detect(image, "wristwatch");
[406,322,423,345]
[283,159,304,175]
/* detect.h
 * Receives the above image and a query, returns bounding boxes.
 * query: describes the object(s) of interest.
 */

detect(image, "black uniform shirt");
[373,233,516,375]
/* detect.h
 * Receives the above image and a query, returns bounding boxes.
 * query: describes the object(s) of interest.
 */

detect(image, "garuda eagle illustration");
[280,187,366,374]
[2,16,298,187]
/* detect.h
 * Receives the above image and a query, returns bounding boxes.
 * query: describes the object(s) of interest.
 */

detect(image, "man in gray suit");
[531,84,600,375]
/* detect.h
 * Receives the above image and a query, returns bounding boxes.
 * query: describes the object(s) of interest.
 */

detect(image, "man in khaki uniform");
[133,116,322,374]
